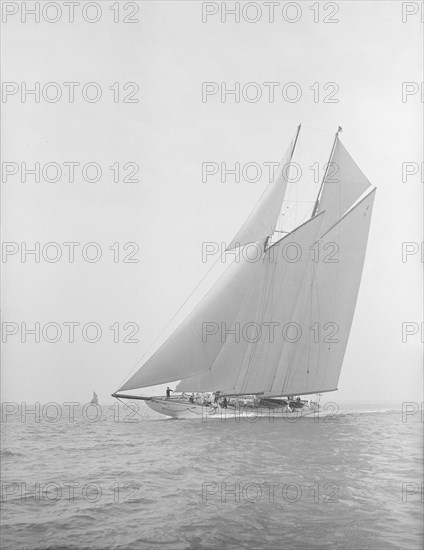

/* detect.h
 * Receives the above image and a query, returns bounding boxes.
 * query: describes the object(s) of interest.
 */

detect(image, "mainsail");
[117,126,375,398]
[268,189,376,397]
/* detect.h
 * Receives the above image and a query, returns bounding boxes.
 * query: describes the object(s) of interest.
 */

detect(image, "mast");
[291,123,301,157]
[311,126,342,217]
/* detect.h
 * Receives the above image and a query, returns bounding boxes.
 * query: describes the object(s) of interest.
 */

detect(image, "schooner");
[112,125,376,419]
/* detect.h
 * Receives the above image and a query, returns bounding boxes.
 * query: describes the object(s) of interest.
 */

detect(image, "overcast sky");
[2,1,422,405]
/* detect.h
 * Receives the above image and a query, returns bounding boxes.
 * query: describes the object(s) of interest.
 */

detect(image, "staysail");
[315,135,372,233]
[227,125,301,250]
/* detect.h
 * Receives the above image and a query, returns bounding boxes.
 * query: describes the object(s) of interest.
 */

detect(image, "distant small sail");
[90,391,98,405]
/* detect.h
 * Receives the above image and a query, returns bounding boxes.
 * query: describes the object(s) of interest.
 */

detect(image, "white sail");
[269,188,376,396]
[227,138,295,250]
[177,212,325,394]
[177,369,215,393]
[117,128,375,401]
[118,246,264,391]
[317,138,372,232]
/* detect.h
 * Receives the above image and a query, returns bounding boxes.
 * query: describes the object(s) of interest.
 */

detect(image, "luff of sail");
[227,125,300,250]
[177,212,325,394]
[317,137,372,233]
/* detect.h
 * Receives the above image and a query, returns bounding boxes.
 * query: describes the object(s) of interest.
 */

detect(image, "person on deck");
[166,387,172,399]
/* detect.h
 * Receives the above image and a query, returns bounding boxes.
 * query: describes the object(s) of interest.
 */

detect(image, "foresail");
[317,138,372,233]
[118,246,264,392]
[227,137,295,250]
[269,188,376,397]
[176,213,325,394]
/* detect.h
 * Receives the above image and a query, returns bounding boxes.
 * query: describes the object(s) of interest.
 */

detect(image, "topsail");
[227,125,300,249]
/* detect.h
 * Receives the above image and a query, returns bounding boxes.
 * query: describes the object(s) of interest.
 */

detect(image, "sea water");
[1,402,422,550]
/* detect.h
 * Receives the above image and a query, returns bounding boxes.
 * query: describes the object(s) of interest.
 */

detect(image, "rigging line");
[114,245,236,393]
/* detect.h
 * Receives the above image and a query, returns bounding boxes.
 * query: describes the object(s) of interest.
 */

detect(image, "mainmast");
[311,126,342,217]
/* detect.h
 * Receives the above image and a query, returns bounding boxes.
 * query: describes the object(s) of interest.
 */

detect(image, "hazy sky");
[2,1,422,405]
